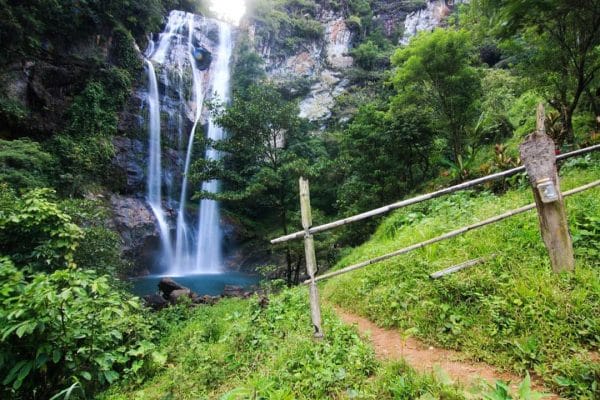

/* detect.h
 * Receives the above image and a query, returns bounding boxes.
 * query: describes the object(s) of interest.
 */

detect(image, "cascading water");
[195,21,232,272]
[145,59,173,265]
[143,10,233,275]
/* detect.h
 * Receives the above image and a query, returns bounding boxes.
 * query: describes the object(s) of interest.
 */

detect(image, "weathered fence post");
[299,177,324,338]
[519,104,575,272]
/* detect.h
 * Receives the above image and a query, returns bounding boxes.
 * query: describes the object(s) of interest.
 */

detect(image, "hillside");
[324,157,600,398]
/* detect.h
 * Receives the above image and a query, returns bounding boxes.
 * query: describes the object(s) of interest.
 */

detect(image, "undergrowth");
[324,157,600,399]
[100,289,471,400]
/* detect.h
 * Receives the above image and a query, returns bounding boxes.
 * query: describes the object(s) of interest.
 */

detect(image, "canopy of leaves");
[391,29,482,163]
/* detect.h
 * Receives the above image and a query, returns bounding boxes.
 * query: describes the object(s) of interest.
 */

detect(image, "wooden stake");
[299,177,324,338]
[519,104,575,273]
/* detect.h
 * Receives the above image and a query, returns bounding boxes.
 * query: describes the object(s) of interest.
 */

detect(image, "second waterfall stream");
[143,10,233,275]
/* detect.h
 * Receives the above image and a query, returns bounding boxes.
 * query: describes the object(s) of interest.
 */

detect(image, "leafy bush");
[60,198,128,275]
[0,139,57,190]
[0,258,158,398]
[0,188,82,272]
[110,27,142,76]
[51,81,119,193]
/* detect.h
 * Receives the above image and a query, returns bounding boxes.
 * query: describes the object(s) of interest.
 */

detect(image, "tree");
[391,29,482,164]
[197,83,318,285]
[338,103,434,210]
[474,0,600,144]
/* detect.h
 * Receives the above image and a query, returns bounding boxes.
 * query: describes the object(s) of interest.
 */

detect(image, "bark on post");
[519,104,575,272]
[299,177,324,338]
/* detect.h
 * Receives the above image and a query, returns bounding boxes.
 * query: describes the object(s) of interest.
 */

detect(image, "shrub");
[0,258,158,398]
[0,188,82,272]
[0,139,57,190]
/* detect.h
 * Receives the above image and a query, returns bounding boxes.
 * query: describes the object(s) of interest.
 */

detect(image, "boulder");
[143,294,169,310]
[110,194,162,272]
[192,294,220,305]
[159,277,187,297]
[168,288,192,304]
[222,285,245,297]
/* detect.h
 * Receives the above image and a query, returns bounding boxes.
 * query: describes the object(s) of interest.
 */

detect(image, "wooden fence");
[270,105,600,338]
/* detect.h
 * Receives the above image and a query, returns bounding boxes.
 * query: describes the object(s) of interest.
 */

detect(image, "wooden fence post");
[299,177,324,338]
[519,104,575,272]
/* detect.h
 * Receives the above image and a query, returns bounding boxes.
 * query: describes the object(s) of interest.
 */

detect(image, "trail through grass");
[324,156,600,399]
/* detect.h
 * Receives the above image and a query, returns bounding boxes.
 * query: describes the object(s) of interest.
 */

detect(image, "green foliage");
[0,188,82,272]
[468,0,600,144]
[350,40,389,70]
[60,198,128,275]
[0,139,57,190]
[0,97,27,127]
[335,103,435,243]
[347,0,374,38]
[100,289,469,399]
[0,259,157,398]
[0,0,166,60]
[110,26,143,77]
[481,374,548,400]
[392,28,482,164]
[51,81,119,193]
[248,0,323,54]
[324,165,600,398]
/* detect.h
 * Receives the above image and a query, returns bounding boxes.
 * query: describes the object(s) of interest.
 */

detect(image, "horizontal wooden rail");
[272,144,600,244]
[303,179,600,284]
[429,255,494,279]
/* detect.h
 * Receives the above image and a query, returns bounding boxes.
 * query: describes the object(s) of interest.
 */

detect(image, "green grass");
[99,289,473,400]
[323,156,600,399]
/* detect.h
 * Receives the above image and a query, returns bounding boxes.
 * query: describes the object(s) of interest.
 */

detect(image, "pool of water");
[130,272,260,297]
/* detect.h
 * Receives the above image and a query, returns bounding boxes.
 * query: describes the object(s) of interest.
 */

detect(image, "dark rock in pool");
[168,288,192,304]
[143,294,168,310]
[222,285,245,297]
[192,294,220,305]
[159,277,188,297]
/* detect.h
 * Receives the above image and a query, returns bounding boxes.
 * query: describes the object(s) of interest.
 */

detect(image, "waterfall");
[195,21,233,272]
[145,59,173,265]
[143,10,233,275]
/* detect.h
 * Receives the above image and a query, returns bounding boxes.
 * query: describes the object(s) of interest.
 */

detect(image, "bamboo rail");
[271,144,600,244]
[303,179,600,284]
[429,256,494,279]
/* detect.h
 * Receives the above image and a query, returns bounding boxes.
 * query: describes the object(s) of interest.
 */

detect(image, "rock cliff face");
[247,8,354,123]
[0,41,106,138]
[243,0,462,125]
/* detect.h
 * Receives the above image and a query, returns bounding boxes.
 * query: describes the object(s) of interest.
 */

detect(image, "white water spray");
[143,10,233,275]
[145,59,173,264]
[195,21,233,272]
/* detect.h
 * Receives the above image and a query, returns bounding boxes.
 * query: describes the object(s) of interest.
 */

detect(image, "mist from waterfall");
[143,10,233,275]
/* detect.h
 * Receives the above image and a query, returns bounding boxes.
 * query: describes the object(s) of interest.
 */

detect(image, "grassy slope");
[323,156,600,399]
[99,291,468,400]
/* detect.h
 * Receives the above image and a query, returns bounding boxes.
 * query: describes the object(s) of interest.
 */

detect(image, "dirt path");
[335,307,560,399]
